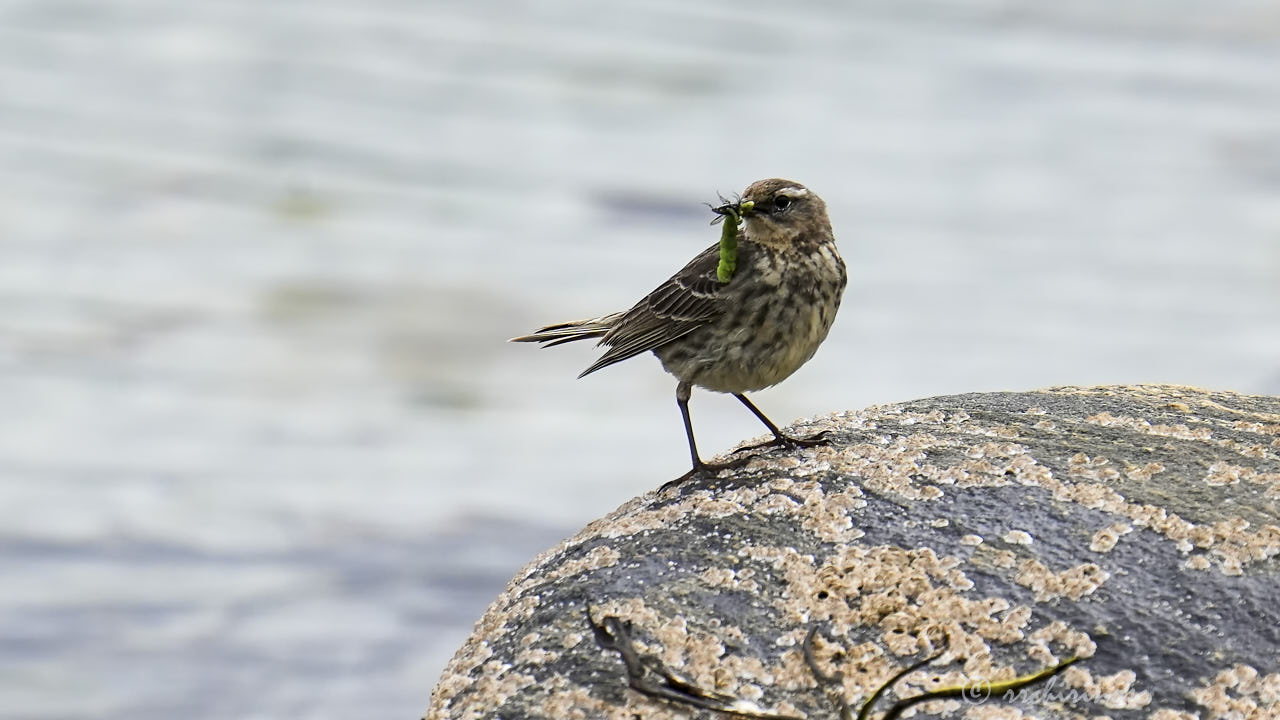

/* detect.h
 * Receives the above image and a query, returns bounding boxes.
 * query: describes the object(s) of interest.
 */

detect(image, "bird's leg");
[662,382,754,491]
[733,393,830,453]
[677,381,705,473]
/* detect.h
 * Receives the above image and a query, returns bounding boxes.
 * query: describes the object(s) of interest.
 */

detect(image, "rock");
[425,385,1280,720]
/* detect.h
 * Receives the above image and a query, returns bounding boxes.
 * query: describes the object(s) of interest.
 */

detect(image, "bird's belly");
[655,291,839,394]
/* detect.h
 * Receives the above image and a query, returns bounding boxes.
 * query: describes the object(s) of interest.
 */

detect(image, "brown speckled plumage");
[512,178,846,480]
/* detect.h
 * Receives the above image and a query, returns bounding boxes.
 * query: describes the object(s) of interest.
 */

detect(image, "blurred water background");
[2,0,1279,717]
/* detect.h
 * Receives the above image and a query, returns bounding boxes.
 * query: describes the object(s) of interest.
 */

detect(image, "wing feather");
[579,243,740,377]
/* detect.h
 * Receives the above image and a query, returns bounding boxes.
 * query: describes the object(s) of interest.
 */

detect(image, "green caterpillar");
[716,200,753,283]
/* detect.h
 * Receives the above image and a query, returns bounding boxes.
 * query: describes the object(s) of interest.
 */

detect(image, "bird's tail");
[509,312,623,348]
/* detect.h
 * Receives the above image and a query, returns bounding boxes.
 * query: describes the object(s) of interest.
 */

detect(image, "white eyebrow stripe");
[776,187,809,197]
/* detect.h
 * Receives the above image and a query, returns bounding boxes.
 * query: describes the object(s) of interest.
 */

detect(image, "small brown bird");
[512,178,847,482]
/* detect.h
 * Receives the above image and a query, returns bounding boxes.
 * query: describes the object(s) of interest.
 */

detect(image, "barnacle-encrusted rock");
[426,385,1280,720]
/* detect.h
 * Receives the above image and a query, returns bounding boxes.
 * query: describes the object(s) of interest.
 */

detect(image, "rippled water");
[2,1,1278,717]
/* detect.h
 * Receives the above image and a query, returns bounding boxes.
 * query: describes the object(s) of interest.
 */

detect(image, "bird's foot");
[735,429,831,454]
[659,454,759,492]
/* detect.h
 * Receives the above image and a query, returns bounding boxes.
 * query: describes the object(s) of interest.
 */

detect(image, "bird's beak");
[711,199,755,218]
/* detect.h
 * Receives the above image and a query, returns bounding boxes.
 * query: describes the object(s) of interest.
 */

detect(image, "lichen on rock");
[426,385,1280,720]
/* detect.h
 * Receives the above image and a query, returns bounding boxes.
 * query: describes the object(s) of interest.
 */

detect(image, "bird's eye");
[773,195,792,210]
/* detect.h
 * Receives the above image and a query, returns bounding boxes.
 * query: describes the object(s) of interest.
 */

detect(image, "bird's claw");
[659,453,760,492]
[735,430,831,454]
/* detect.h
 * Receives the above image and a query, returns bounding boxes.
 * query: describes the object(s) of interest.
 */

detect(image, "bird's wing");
[578,242,732,377]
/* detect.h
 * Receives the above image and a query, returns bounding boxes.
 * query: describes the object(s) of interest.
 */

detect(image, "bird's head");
[712,178,830,247]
